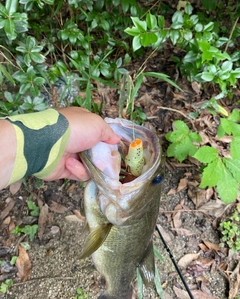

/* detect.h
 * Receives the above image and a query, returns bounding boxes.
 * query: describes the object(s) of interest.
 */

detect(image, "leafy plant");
[125,3,240,104]
[27,199,40,216]
[220,205,240,253]
[11,224,38,241]
[165,120,202,163]
[74,287,88,299]
[0,279,13,293]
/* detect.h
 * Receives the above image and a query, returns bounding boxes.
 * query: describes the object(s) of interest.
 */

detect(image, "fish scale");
[79,118,163,299]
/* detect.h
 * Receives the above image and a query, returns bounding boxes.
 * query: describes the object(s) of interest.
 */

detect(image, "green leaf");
[189,132,202,142]
[124,27,141,36]
[231,136,240,159]
[200,158,222,188]
[158,15,164,29]
[146,13,157,29]
[201,72,214,81]
[185,3,193,15]
[169,29,179,45]
[143,72,183,91]
[140,32,158,47]
[194,146,218,163]
[173,120,189,133]
[4,18,17,40]
[131,17,147,32]
[132,35,141,52]
[223,158,240,182]
[217,168,238,204]
[204,21,214,31]
[6,0,18,14]
[30,52,45,64]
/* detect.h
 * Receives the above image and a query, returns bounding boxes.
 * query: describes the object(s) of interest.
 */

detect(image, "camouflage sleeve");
[5,109,70,185]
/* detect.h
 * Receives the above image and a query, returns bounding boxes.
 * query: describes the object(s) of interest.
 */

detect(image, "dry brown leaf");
[188,185,212,208]
[9,180,22,195]
[49,201,67,213]
[177,177,188,192]
[167,188,177,195]
[172,211,182,228]
[0,198,15,220]
[178,252,200,268]
[191,290,217,299]
[38,204,49,241]
[191,81,201,94]
[67,183,76,194]
[73,209,86,222]
[65,215,84,222]
[16,245,31,281]
[203,240,221,252]
[199,199,227,218]
[173,286,189,299]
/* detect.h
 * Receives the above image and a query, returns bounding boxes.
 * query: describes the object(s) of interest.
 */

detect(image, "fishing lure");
[125,138,144,177]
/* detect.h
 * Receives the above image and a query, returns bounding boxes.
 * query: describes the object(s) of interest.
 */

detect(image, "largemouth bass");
[79,118,163,299]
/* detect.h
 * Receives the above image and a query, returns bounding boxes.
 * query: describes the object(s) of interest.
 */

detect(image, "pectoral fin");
[138,241,155,287]
[80,223,112,259]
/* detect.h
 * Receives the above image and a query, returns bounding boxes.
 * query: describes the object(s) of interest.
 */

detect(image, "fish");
[79,117,164,299]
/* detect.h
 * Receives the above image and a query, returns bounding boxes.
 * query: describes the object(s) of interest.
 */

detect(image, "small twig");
[224,17,239,52]
[157,106,197,131]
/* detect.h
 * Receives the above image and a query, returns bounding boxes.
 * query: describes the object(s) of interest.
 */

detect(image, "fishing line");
[155,225,194,299]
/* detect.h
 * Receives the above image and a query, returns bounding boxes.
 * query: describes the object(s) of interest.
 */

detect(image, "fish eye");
[152,174,163,184]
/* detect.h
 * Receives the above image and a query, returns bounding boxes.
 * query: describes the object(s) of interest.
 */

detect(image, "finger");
[100,124,120,144]
[65,156,90,181]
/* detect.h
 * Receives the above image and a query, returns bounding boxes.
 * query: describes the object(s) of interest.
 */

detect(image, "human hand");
[43,107,120,182]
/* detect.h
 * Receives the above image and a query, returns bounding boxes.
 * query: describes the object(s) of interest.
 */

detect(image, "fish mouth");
[79,118,162,225]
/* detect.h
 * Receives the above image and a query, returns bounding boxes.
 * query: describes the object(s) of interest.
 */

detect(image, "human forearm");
[0,119,17,189]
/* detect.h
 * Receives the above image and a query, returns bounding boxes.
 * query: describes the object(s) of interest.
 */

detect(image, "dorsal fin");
[80,223,112,259]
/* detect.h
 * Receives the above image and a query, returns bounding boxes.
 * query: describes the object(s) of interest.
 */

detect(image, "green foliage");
[74,287,88,299]
[165,120,202,162]
[11,224,38,241]
[165,110,240,203]
[125,3,240,104]
[0,279,13,293]
[220,206,240,253]
[27,199,40,216]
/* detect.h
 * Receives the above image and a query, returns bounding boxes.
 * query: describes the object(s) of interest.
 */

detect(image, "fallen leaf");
[0,198,15,220]
[178,252,200,268]
[173,286,189,299]
[73,209,86,222]
[191,290,217,299]
[199,199,227,218]
[38,204,49,241]
[16,245,31,281]
[49,201,67,213]
[9,180,22,195]
[65,214,84,222]
[177,177,188,192]
[203,240,221,252]
[191,81,201,94]
[67,183,76,194]
[173,211,182,228]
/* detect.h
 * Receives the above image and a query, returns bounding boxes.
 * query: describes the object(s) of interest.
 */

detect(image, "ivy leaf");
[194,146,218,163]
